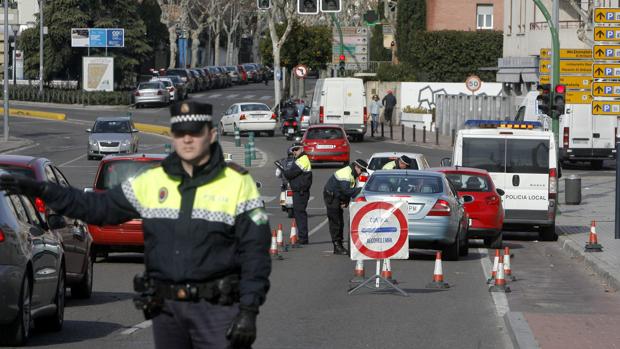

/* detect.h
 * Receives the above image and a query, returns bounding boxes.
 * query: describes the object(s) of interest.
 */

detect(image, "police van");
[448,120,559,241]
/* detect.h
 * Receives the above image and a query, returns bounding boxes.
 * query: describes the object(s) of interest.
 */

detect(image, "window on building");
[477,4,494,29]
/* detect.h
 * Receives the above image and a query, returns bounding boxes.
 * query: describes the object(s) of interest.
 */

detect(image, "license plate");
[251,114,267,119]
[573,139,588,144]
[408,203,422,214]
[327,115,340,119]
[316,144,335,149]
[287,128,295,134]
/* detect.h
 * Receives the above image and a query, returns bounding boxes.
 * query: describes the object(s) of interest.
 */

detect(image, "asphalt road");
[4,84,620,348]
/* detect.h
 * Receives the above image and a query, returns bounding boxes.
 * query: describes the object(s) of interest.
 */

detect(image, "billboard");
[72,28,124,48]
[83,57,114,92]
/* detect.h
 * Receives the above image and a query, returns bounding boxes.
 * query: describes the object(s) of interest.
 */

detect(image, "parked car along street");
[133,81,170,108]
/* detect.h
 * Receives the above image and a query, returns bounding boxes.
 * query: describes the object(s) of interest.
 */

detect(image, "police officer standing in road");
[281,143,312,244]
[323,159,368,255]
[382,155,415,170]
[0,101,271,349]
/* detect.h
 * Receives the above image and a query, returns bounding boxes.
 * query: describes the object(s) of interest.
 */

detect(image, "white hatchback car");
[220,102,277,137]
[358,152,431,187]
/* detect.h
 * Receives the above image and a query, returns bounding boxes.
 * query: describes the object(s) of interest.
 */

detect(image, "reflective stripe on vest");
[382,161,397,170]
[334,166,355,188]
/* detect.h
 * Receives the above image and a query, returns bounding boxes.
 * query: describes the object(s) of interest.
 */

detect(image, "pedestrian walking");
[382,90,397,126]
[323,159,368,255]
[263,68,269,86]
[0,101,272,349]
[382,155,415,170]
[369,95,382,134]
[281,143,312,244]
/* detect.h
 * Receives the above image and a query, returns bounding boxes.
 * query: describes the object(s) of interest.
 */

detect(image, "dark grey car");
[0,190,67,346]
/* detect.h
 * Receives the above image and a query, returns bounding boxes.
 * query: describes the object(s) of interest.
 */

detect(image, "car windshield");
[96,159,162,190]
[306,128,344,140]
[240,104,270,112]
[139,82,160,90]
[93,120,132,133]
[445,173,491,192]
[167,70,186,77]
[368,157,419,170]
[155,80,172,87]
[365,174,443,194]
[168,76,182,83]
[0,165,35,179]
[226,67,235,72]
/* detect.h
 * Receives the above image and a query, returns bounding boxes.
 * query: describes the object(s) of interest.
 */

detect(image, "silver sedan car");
[354,170,472,260]
[134,81,170,108]
[87,117,139,160]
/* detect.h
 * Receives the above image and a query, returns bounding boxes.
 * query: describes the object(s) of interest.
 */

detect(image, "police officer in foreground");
[281,143,312,244]
[323,159,368,255]
[382,155,415,170]
[0,101,271,349]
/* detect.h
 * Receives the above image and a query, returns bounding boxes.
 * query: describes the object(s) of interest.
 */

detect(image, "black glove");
[0,175,46,198]
[226,305,258,349]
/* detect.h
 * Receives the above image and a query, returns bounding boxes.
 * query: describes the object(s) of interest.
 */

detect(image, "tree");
[187,0,214,67]
[265,0,295,105]
[156,0,185,68]
[395,0,425,64]
[223,0,250,65]
[138,0,170,70]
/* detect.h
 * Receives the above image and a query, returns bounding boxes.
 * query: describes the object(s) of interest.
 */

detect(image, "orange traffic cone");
[489,255,511,293]
[503,247,516,281]
[487,249,500,284]
[350,260,365,283]
[380,259,397,284]
[270,229,283,260]
[289,220,299,248]
[426,251,450,289]
[585,220,603,252]
[277,224,288,253]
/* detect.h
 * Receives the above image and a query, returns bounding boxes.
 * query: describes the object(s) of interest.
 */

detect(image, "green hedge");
[0,86,132,105]
[399,30,503,82]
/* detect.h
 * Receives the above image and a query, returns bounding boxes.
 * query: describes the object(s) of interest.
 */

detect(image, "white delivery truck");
[450,120,559,241]
[309,78,368,141]
[515,91,617,169]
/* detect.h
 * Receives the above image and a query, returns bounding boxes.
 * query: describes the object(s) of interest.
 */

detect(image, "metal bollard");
[565,175,581,205]
[423,126,426,143]
[413,125,416,142]
[234,126,241,147]
[451,129,456,147]
[390,123,393,140]
[401,124,405,142]
[435,127,439,146]
[249,132,256,160]
[381,122,384,138]
[244,144,252,167]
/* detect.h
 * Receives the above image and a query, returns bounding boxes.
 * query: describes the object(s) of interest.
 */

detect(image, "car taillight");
[563,127,569,148]
[34,197,46,213]
[354,196,366,202]
[286,190,293,197]
[319,106,324,123]
[358,174,368,182]
[549,168,557,200]
[134,91,140,96]
[271,113,277,120]
[157,90,163,95]
[0,228,4,242]
[363,106,368,124]
[240,114,246,120]
[427,199,451,216]
[485,195,499,205]
[284,121,290,126]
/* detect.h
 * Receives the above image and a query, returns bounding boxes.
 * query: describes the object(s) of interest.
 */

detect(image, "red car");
[433,167,505,248]
[302,125,350,165]
[86,153,165,255]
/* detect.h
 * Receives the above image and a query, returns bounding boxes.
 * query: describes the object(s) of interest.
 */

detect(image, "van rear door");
[567,104,593,149]
[592,115,616,150]
[460,136,506,198]
[324,83,344,125]
[343,81,363,126]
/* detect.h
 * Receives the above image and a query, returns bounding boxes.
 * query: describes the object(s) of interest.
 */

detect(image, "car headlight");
[89,140,98,147]
[121,139,131,147]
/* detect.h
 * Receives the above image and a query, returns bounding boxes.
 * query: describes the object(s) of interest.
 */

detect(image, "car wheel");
[87,155,93,160]
[220,122,227,136]
[287,208,294,218]
[591,160,604,170]
[36,265,64,331]
[539,224,558,241]
[459,231,469,257]
[0,275,31,346]
[443,231,460,261]
[484,232,503,249]
[71,254,93,299]
[268,131,275,137]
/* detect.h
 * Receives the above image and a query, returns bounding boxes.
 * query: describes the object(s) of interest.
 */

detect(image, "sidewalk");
[0,137,34,154]
[367,123,453,151]
[556,174,620,291]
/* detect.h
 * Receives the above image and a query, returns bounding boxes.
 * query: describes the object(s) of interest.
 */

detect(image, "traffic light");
[338,54,345,75]
[363,10,379,25]
[257,0,271,10]
[297,0,319,14]
[536,84,551,116]
[320,0,341,13]
[552,84,566,118]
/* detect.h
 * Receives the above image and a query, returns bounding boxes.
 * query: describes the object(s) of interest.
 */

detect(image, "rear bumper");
[238,121,276,132]
[88,223,144,250]
[560,148,616,161]
[306,151,349,162]
[135,96,168,104]
[407,218,457,248]
[344,123,367,135]
[504,208,555,226]
[0,265,24,324]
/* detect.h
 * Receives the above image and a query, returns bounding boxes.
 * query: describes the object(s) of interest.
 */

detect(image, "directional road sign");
[594,8,620,24]
[591,100,620,115]
[592,81,620,97]
[539,60,592,74]
[594,27,620,42]
[593,45,620,60]
[540,75,592,89]
[593,63,620,78]
[566,90,593,104]
[293,64,308,78]
[540,48,592,59]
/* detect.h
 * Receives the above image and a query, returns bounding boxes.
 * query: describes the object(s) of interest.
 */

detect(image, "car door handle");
[512,175,520,187]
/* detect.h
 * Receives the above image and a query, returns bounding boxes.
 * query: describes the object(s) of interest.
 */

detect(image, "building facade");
[426,0,504,31]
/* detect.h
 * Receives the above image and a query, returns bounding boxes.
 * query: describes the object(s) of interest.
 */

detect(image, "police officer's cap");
[289,143,303,151]
[170,101,213,133]
[399,155,413,166]
[353,159,368,171]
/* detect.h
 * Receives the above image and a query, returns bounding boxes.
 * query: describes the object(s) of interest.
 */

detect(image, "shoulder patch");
[227,161,248,174]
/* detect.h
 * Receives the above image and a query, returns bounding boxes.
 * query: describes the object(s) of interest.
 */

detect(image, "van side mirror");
[496,188,505,196]
[83,187,94,193]
[440,158,452,166]
[47,214,67,230]
[85,128,92,133]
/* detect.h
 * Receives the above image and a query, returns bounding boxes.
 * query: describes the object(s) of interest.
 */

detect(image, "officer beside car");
[0,101,271,349]
[382,155,414,170]
[323,159,368,255]
[281,143,312,244]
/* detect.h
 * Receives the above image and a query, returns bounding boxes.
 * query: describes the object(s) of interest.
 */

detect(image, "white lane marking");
[259,96,271,100]
[227,94,239,99]
[58,153,87,167]
[210,93,222,98]
[121,320,153,335]
[260,196,277,203]
[309,218,328,236]
[355,150,362,154]
[478,247,510,317]
[243,95,256,99]
[1,143,40,154]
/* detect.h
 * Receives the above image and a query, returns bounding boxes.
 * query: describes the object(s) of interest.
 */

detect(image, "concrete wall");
[427,0,503,31]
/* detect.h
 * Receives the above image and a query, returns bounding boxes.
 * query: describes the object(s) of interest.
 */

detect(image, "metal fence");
[435,94,515,136]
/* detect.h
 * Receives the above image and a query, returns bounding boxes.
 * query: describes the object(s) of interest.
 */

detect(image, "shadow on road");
[96,253,144,264]
[67,291,135,307]
[28,320,123,346]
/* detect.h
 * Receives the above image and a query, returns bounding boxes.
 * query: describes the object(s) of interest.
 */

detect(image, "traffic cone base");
[350,260,366,283]
[487,249,501,284]
[503,247,516,282]
[426,251,450,289]
[289,220,299,248]
[270,230,283,260]
[381,259,398,284]
[585,220,603,252]
[489,258,510,293]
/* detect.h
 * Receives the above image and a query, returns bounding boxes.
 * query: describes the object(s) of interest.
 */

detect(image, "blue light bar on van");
[464,120,542,129]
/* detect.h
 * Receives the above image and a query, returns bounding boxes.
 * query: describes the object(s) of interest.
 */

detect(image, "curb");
[2,108,66,120]
[503,312,540,349]
[0,139,35,154]
[134,122,171,136]
[557,234,620,292]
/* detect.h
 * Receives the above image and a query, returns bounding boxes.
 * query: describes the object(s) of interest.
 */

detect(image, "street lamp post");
[11,24,17,86]
[39,0,44,95]
[3,0,10,142]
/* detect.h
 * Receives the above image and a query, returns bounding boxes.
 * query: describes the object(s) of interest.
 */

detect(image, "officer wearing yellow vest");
[281,143,312,244]
[382,155,414,170]
[322,159,368,255]
[0,101,271,349]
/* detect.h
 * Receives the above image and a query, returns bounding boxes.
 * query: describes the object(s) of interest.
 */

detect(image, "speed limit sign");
[465,75,482,93]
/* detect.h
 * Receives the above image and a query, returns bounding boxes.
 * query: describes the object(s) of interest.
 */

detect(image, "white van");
[309,78,368,141]
[450,120,559,241]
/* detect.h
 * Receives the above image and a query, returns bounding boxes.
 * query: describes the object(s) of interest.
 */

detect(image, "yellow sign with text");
[592,100,620,115]
[565,91,592,104]
[594,27,620,42]
[592,82,620,97]
[593,63,620,78]
[593,45,620,60]
[539,75,592,89]
[540,48,592,59]
[539,60,592,74]
[594,8,620,24]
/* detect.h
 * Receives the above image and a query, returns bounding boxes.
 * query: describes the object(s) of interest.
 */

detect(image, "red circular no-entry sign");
[350,201,409,259]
